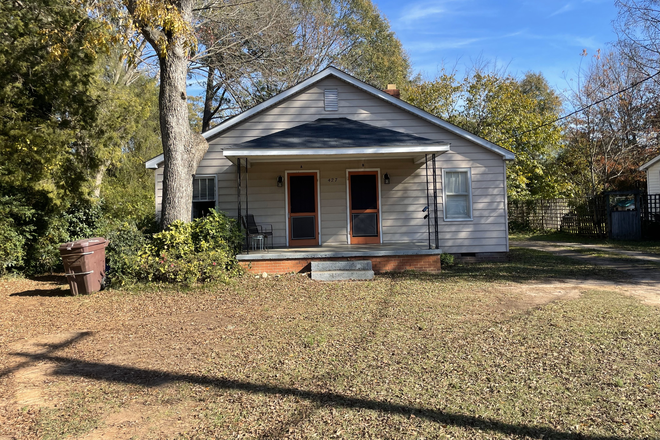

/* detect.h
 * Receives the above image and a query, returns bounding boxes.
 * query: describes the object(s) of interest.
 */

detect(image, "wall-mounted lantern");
[384,173,391,184]
[277,175,283,187]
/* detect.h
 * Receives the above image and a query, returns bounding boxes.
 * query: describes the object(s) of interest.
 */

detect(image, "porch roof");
[223,118,450,164]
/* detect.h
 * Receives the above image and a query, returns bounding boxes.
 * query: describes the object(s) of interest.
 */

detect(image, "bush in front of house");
[96,219,149,287]
[130,210,243,285]
[440,252,455,268]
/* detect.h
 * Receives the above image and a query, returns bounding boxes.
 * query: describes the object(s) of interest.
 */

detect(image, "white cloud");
[407,38,484,52]
[549,3,575,17]
[398,0,474,25]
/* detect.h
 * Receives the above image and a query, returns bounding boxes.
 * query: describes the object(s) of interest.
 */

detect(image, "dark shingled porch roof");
[224,118,441,150]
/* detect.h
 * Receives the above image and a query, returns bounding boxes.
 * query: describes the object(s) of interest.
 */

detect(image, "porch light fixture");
[384,173,390,184]
[276,175,283,187]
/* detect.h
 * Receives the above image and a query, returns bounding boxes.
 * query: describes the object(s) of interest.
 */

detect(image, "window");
[324,89,338,111]
[192,176,216,219]
[442,169,472,220]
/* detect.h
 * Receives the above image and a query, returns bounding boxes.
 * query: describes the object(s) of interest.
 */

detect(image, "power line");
[506,69,660,142]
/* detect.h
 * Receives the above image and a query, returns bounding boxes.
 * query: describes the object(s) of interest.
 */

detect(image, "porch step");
[311,261,372,272]
[311,260,374,281]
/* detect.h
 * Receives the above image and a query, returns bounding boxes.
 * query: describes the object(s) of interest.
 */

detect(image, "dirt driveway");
[511,240,660,306]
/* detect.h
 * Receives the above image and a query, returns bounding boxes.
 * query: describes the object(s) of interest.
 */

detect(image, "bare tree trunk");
[202,66,215,133]
[159,41,208,227]
[92,162,108,199]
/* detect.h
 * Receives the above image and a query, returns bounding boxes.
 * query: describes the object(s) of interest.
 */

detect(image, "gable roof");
[639,154,660,171]
[227,118,441,150]
[145,66,515,169]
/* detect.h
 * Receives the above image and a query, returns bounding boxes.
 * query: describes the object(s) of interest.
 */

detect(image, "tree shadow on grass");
[7,274,71,297]
[29,274,68,284]
[7,332,636,440]
[10,288,72,297]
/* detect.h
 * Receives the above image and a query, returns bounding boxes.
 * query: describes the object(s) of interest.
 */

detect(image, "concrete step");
[311,260,372,272]
[311,270,374,281]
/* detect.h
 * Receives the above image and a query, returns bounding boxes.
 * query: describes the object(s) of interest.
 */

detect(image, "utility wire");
[505,69,660,142]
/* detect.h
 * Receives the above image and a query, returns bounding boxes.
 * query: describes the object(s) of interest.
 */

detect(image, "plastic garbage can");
[59,237,109,295]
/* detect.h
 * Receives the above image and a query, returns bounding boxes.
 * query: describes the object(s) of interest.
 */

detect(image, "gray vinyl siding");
[155,76,509,253]
[155,167,163,222]
[648,162,660,194]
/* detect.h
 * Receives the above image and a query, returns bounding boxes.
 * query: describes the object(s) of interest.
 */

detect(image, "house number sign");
[327,178,339,183]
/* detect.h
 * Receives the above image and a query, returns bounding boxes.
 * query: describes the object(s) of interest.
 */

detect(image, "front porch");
[237,243,443,274]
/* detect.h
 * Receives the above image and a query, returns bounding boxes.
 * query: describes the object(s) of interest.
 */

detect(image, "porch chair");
[242,214,273,250]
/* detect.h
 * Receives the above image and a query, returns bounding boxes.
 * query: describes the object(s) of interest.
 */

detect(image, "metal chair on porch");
[242,214,273,250]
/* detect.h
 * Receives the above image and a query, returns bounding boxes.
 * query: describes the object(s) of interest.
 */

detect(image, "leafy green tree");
[0,0,98,201]
[403,70,564,199]
[98,69,162,229]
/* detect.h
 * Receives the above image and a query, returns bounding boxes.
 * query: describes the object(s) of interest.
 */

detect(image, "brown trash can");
[59,237,109,295]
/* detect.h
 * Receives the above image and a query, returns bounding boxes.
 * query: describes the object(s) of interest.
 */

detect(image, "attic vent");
[324,89,338,111]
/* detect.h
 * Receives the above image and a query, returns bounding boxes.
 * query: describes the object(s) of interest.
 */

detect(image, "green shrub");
[26,217,70,274]
[63,200,105,241]
[0,221,26,275]
[440,253,455,268]
[96,220,148,287]
[132,210,242,285]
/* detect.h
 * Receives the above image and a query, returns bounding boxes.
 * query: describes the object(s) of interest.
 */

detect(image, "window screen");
[350,174,378,210]
[291,216,316,239]
[352,213,378,237]
[289,175,316,213]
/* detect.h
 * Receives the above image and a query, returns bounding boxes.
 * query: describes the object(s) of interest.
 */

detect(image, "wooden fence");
[508,196,605,238]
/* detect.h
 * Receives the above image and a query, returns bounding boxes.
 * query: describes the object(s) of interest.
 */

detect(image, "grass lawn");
[511,231,660,256]
[1,249,658,439]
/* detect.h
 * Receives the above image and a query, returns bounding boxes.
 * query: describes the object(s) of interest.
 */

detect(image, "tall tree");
[403,69,564,199]
[86,0,211,227]
[85,0,409,225]
[197,0,410,131]
[560,49,659,195]
[616,0,660,73]
[0,0,98,200]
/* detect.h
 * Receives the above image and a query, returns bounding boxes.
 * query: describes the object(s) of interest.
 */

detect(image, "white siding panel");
[161,76,513,253]
[648,162,660,194]
[154,167,163,222]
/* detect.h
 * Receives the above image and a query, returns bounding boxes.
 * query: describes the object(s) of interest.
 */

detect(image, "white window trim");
[191,174,217,218]
[442,168,473,221]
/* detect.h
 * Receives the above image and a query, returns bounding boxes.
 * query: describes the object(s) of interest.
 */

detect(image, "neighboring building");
[146,67,515,273]
[639,154,660,194]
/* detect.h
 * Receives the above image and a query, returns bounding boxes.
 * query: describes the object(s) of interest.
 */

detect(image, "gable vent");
[324,89,338,111]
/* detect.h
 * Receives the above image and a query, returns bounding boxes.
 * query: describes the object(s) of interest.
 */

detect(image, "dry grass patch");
[0,249,658,439]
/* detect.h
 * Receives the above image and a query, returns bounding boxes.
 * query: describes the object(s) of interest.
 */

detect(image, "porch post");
[425,154,431,249]
[432,154,439,249]
[245,158,249,253]
[237,158,247,252]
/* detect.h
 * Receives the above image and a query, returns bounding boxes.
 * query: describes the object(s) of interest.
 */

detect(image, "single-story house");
[146,67,515,273]
[639,154,660,194]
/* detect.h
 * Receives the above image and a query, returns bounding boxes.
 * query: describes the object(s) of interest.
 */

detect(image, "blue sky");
[374,0,619,94]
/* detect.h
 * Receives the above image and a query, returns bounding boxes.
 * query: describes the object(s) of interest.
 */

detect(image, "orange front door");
[288,173,319,247]
[348,171,380,244]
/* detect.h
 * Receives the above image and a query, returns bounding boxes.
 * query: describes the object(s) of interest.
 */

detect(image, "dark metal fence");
[641,194,660,239]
